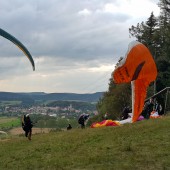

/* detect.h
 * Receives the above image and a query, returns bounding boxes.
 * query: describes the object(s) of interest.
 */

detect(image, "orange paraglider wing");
[113,41,157,122]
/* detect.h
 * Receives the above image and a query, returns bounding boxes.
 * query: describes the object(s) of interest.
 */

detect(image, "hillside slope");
[0,116,170,170]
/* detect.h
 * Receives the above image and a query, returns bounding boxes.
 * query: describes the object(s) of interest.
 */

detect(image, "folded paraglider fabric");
[137,115,145,121]
[91,120,120,128]
[150,111,161,119]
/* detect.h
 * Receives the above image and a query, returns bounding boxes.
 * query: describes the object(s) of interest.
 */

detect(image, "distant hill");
[0,92,34,105]
[0,91,104,104]
[30,92,104,102]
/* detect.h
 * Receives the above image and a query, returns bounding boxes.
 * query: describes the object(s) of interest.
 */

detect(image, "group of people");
[142,98,163,119]
[21,113,90,140]
[67,114,90,130]
[21,98,163,141]
[121,98,163,121]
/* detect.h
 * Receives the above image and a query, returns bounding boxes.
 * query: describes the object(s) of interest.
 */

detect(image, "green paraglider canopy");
[0,28,35,71]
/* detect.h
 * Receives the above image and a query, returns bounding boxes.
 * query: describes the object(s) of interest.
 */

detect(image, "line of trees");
[94,0,170,121]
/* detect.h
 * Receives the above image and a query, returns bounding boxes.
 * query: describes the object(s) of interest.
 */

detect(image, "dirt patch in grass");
[9,127,51,135]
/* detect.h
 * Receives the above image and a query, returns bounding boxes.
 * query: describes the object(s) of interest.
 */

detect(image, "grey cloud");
[0,0,160,92]
[0,56,33,79]
[0,0,131,62]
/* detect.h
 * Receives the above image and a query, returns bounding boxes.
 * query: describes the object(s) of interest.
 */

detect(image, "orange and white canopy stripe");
[113,41,157,122]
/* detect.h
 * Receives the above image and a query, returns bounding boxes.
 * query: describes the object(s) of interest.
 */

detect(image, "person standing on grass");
[78,114,89,129]
[142,98,154,119]
[122,106,131,120]
[22,114,33,140]
[67,123,72,130]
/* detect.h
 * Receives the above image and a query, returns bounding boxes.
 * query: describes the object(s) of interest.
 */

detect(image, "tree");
[37,120,46,133]
[157,0,170,90]
[129,10,170,92]
[46,119,57,128]
[159,0,170,14]
[96,76,131,120]
[129,12,158,55]
[56,118,69,128]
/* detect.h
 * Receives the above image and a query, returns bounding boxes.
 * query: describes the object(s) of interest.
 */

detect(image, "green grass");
[0,116,170,170]
[0,117,20,129]
[0,101,21,106]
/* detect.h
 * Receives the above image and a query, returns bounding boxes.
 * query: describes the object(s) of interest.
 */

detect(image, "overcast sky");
[0,0,160,94]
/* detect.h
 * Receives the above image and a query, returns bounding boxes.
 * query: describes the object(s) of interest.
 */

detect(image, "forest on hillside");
[95,0,170,122]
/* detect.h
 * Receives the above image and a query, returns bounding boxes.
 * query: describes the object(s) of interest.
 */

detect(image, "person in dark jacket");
[142,98,154,119]
[22,114,33,140]
[154,100,163,115]
[78,114,89,129]
[67,123,72,130]
[122,106,131,120]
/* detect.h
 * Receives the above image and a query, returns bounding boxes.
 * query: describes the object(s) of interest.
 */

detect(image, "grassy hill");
[0,116,170,170]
